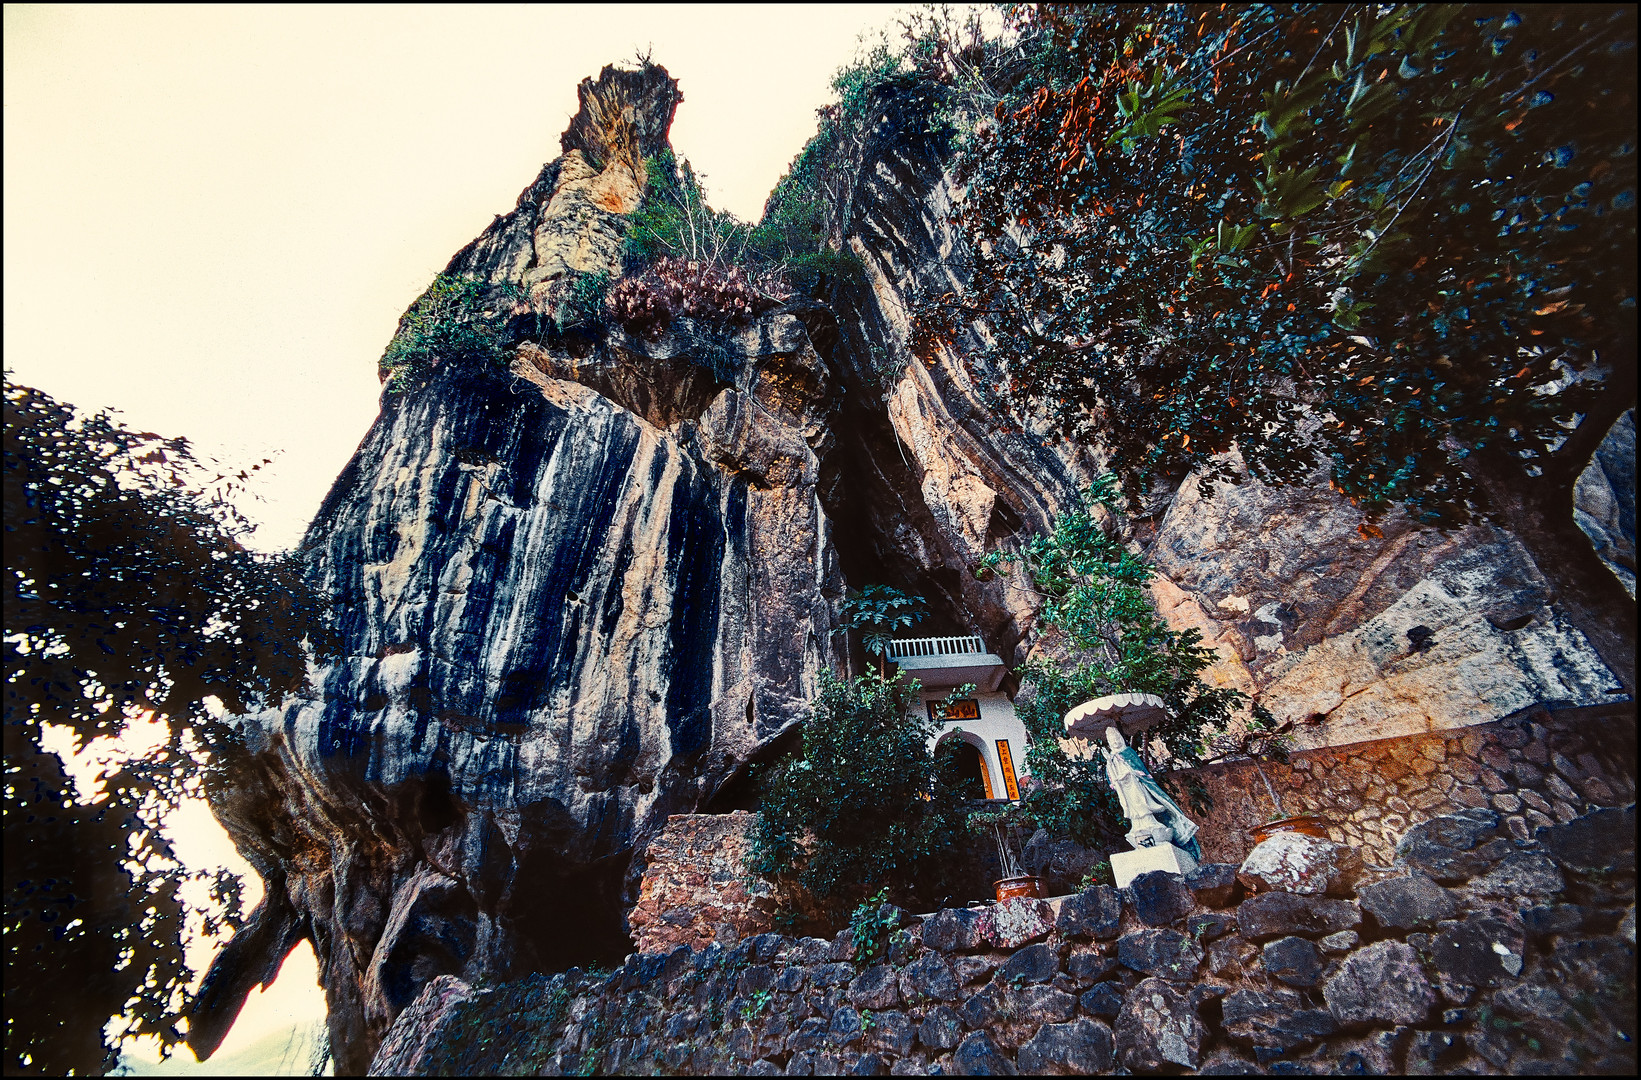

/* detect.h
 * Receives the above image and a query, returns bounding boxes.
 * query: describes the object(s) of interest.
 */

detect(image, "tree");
[3,380,322,1075]
[915,3,1636,687]
[981,479,1244,847]
[746,672,970,917]
[839,583,928,674]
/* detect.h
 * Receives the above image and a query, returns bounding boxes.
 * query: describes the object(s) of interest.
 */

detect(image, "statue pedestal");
[1110,843,1198,889]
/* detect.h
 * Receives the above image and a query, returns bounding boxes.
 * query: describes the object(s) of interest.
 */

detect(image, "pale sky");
[7,4,909,1068]
[5,2,907,551]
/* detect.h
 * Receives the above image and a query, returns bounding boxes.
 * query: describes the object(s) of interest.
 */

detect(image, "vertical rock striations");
[195,63,842,1073]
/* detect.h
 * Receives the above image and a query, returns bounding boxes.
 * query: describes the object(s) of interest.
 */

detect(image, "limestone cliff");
[193,65,843,1073]
[191,62,1633,1074]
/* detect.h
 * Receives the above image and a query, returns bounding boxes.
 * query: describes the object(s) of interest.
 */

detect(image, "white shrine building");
[888,635,1030,802]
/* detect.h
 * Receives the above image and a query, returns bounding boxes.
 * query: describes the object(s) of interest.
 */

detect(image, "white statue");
[1101,726,1201,859]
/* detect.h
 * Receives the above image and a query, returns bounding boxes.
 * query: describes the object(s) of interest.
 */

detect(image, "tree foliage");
[985,479,1242,846]
[838,583,928,669]
[917,3,1636,524]
[3,381,322,1075]
[747,673,970,915]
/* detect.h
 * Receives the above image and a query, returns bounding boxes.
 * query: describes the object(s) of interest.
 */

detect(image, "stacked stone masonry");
[628,707,1635,951]
[371,805,1637,1076]
[1186,705,1637,868]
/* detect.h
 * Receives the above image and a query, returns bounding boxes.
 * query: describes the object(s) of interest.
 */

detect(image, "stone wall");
[371,805,1637,1076]
[629,812,780,955]
[1183,704,1637,868]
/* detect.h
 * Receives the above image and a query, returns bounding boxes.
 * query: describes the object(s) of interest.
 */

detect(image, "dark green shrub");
[378,274,513,391]
[747,672,971,917]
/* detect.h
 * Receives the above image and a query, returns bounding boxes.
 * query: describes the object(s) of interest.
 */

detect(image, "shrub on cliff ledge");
[983,478,1241,847]
[747,672,970,916]
[378,273,513,391]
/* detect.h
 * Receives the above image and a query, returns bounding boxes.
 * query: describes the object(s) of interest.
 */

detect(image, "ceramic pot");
[1248,814,1330,845]
[994,874,1043,902]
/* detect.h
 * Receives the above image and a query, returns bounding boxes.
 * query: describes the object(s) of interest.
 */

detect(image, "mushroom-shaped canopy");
[1063,692,1170,741]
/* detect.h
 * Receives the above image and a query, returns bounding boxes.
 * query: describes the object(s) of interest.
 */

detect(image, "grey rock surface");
[1055,885,1124,940]
[1117,928,1204,981]
[1015,1017,1115,1075]
[1115,977,1207,1071]
[1323,940,1436,1027]
[1357,872,1458,930]
[1128,870,1196,926]
[1236,893,1362,939]
[1573,408,1636,598]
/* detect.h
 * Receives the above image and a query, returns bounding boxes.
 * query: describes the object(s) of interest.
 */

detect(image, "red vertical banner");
[996,740,1021,801]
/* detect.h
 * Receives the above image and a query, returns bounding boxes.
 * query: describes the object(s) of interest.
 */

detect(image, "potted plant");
[971,806,1042,901]
[1208,710,1329,843]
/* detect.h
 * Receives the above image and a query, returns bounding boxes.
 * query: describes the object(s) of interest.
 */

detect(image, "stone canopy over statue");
[1064,693,1201,887]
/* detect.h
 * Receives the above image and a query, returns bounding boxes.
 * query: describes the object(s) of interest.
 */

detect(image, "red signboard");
[928,697,980,723]
[996,740,1021,801]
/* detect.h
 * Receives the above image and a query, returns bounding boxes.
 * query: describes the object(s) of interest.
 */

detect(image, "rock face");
[1574,408,1637,599]
[198,64,845,1073]
[197,61,1634,1072]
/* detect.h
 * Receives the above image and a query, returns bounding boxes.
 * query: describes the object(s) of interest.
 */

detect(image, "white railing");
[886,635,988,660]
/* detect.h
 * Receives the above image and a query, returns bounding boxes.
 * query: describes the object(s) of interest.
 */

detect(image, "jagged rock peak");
[559,61,682,169]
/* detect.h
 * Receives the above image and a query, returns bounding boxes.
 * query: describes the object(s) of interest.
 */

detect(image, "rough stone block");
[1015,1017,1115,1075]
[848,965,899,1010]
[1054,885,1123,940]
[1430,912,1526,989]
[1236,892,1361,939]
[1323,940,1435,1027]
[1127,870,1196,926]
[1238,832,1362,896]
[1114,977,1206,1071]
[1183,862,1242,907]
[916,1004,963,1051]
[1536,805,1636,874]
[865,1010,915,1058]
[1206,935,1257,977]
[1116,928,1203,981]
[920,908,984,953]
[1065,949,1117,986]
[1466,852,1565,902]
[953,1031,1017,1076]
[953,954,999,987]
[1318,929,1358,954]
[1357,871,1457,930]
[1014,985,1077,1025]
[1394,808,1510,881]
[981,897,1054,949]
[1187,912,1233,943]
[996,942,1059,986]
[1080,981,1124,1019]
[898,952,959,1003]
[1261,936,1324,988]
[1220,988,1337,1051]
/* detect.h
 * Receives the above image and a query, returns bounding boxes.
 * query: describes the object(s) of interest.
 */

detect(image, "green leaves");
[379,274,512,392]
[1108,68,1192,153]
[841,584,928,658]
[746,672,970,915]
[1257,165,1329,220]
